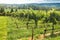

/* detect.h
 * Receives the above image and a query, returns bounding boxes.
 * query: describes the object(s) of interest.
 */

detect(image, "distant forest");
[0,3,60,10]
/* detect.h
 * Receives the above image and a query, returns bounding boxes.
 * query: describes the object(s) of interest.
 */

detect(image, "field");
[0,6,60,40]
[0,15,60,40]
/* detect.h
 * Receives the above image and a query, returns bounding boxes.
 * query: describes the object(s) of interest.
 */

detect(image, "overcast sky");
[0,0,60,4]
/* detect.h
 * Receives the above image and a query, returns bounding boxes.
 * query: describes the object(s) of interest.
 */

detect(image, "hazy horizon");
[0,0,60,4]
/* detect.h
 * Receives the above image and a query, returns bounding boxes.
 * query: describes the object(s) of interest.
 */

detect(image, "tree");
[10,8,14,13]
[25,13,32,29]
[0,8,5,16]
[43,16,49,37]
[32,13,43,28]
[15,9,17,12]
[20,13,24,19]
[25,13,29,29]
[49,12,57,35]
[0,8,4,13]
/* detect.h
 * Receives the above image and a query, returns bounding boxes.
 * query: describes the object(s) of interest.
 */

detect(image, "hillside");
[0,3,60,9]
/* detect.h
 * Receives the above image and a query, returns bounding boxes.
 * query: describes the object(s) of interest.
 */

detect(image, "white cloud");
[0,0,44,4]
[45,0,60,3]
[0,0,60,4]
[46,0,60,1]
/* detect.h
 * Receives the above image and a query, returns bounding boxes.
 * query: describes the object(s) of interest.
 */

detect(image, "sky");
[0,0,60,4]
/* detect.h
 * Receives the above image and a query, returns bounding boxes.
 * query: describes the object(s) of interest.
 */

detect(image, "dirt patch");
[17,31,60,40]
[37,31,60,40]
[37,34,44,40]
[28,37,34,40]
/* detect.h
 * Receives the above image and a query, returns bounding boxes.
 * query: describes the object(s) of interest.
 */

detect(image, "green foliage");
[0,8,4,13]
[0,8,60,40]
[0,16,7,40]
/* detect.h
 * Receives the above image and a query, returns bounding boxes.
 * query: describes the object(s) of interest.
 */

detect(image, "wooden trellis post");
[31,27,34,40]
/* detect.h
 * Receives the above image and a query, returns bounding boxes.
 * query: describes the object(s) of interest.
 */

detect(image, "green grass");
[0,16,60,40]
[44,35,60,40]
[0,16,7,40]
